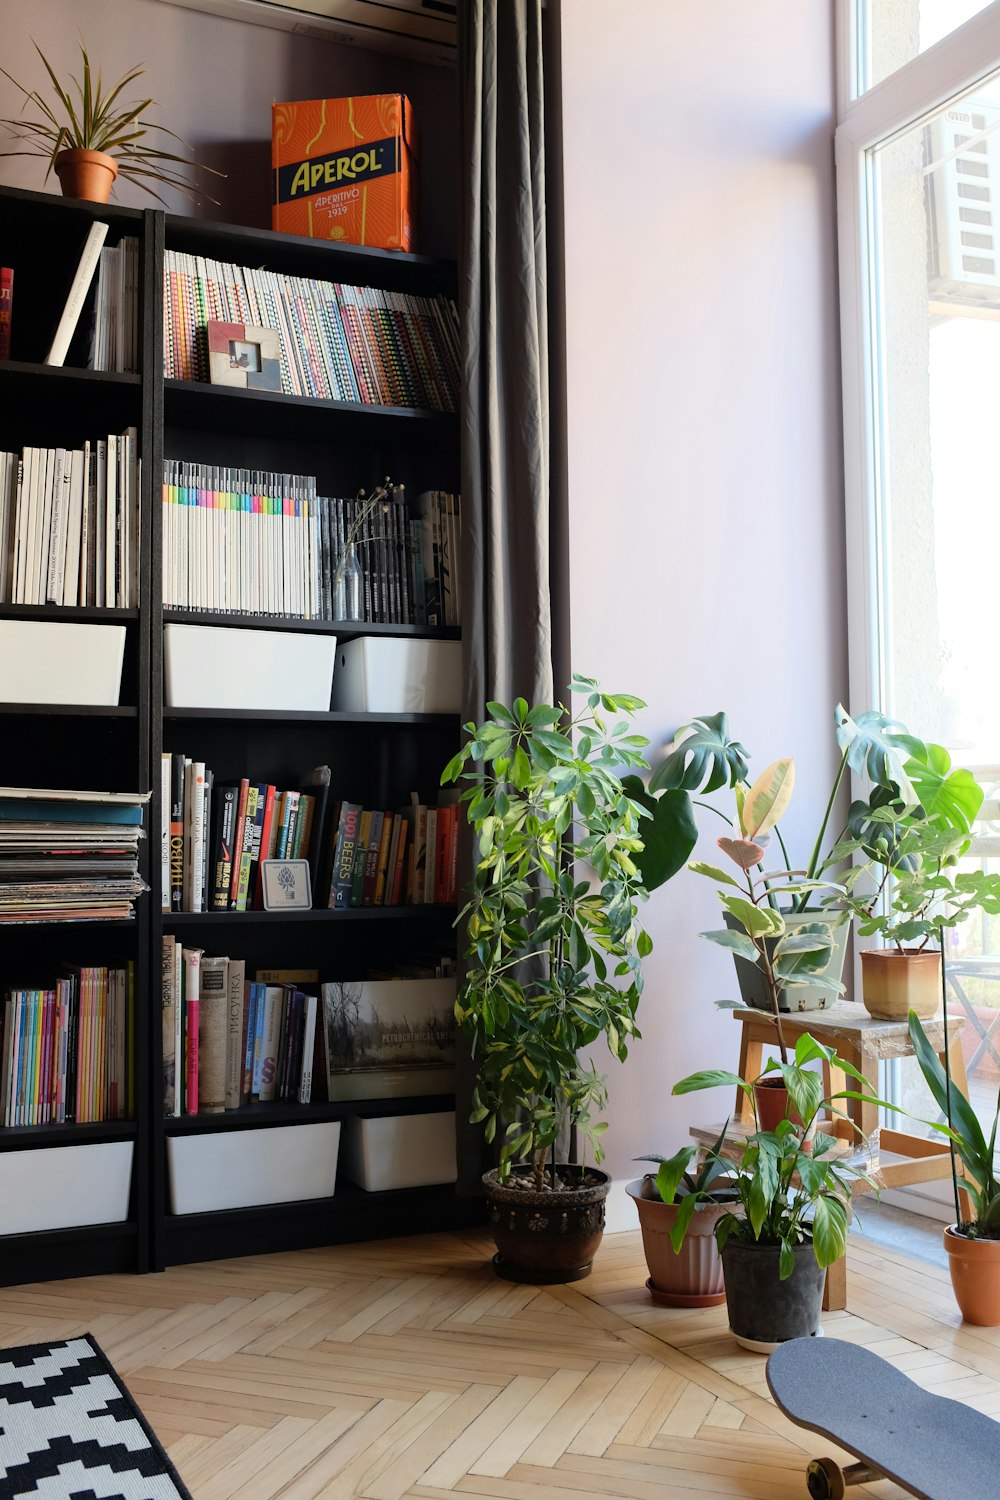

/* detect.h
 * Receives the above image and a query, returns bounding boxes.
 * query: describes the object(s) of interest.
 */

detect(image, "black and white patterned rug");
[0,1334,192,1499]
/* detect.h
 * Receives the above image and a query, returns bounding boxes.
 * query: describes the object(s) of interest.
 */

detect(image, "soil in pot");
[944,1225,1000,1326]
[860,949,940,1021]
[625,1178,733,1307]
[721,1236,826,1351]
[483,1164,610,1284]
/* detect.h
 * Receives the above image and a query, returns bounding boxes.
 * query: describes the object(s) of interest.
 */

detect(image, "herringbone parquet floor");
[1,1228,998,1498]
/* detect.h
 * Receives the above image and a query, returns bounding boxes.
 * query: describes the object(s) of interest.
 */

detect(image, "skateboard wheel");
[807,1457,844,1500]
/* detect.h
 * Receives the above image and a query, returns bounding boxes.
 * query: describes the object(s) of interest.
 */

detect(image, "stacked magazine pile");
[0,787,149,923]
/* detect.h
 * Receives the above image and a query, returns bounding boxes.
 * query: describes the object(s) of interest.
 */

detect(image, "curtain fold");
[455,0,554,1193]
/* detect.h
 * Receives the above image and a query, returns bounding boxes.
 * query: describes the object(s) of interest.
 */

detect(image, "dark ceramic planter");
[483,1164,610,1283]
[721,1235,825,1350]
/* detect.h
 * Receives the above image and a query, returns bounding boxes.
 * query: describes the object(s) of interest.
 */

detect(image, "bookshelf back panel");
[0,717,144,792]
[158,914,456,980]
[0,374,142,451]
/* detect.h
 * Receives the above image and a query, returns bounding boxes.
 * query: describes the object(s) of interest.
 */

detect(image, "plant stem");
[804,747,849,889]
[939,927,964,1229]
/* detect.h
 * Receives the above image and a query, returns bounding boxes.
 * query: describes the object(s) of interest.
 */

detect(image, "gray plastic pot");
[721,1236,825,1351]
[723,909,848,1013]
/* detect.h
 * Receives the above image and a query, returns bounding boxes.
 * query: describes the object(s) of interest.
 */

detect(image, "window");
[838,3,1000,1167]
[855,0,1000,97]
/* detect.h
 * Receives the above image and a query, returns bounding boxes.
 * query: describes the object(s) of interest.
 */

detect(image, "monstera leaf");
[902,741,983,834]
[649,713,749,795]
[623,777,698,892]
[835,705,916,805]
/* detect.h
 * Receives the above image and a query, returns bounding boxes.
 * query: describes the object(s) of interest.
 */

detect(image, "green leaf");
[811,1195,848,1269]
[653,1148,697,1205]
[669,1191,699,1253]
[621,778,698,893]
[701,928,760,963]
[779,1239,796,1280]
[907,1011,990,1177]
[672,1069,748,1096]
[741,758,795,839]
[648,713,749,795]
[688,861,743,890]
[904,741,983,834]
[781,1063,823,1124]
[721,895,782,938]
[835,705,916,804]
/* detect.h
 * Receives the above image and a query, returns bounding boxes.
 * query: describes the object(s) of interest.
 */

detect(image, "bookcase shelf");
[0,180,474,1286]
[162,905,456,925]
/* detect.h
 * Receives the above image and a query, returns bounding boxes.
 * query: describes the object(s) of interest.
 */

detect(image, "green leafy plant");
[634,1122,736,1251]
[441,678,653,1190]
[909,1009,1000,1239]
[826,741,1000,950]
[0,41,223,204]
[672,1034,884,1276]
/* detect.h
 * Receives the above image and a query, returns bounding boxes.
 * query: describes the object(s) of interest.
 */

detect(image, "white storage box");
[330,637,461,714]
[164,624,337,711]
[341,1110,456,1192]
[0,620,126,706]
[0,1141,133,1235]
[166,1121,340,1214]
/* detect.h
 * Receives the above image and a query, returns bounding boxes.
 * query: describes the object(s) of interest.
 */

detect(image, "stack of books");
[162,250,461,410]
[0,788,148,923]
[1,964,134,1125]
[161,953,456,1116]
[161,463,460,626]
[0,430,141,607]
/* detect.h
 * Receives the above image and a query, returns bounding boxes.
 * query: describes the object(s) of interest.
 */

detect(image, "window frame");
[836,0,1000,726]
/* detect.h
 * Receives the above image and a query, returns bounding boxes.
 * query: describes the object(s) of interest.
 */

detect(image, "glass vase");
[333,541,363,622]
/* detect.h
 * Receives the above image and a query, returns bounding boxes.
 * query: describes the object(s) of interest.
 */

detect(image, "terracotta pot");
[944,1225,1000,1326]
[625,1178,733,1306]
[754,1077,797,1132]
[860,949,941,1021]
[54,148,118,204]
[483,1165,610,1283]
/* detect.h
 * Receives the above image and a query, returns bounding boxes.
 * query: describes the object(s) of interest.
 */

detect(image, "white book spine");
[298,993,317,1104]
[46,220,109,366]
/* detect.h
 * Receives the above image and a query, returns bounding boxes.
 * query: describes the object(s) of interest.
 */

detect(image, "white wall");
[557,0,848,1211]
[0,0,457,253]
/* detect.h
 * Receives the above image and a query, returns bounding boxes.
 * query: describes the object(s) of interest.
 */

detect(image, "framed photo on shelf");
[207,320,281,391]
[260,859,312,910]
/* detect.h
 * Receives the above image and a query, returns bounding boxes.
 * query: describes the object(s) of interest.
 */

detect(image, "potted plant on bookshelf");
[441,678,653,1282]
[824,744,1000,1019]
[0,41,222,204]
[627,1126,737,1306]
[672,1034,882,1349]
[909,1005,1000,1326]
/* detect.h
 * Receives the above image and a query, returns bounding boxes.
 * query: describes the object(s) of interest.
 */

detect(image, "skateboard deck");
[766,1336,1000,1500]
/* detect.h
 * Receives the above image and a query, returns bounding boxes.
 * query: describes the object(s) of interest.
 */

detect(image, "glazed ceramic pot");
[860,949,941,1021]
[483,1165,610,1283]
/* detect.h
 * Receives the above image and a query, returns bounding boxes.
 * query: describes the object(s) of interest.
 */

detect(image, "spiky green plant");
[0,41,223,204]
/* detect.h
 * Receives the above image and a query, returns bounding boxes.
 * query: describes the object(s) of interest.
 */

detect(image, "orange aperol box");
[272,94,418,251]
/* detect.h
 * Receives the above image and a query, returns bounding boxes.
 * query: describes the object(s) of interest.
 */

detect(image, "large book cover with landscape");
[320,978,456,1100]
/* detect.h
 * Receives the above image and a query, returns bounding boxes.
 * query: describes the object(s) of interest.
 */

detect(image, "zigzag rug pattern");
[0,1230,998,1499]
[0,1333,192,1499]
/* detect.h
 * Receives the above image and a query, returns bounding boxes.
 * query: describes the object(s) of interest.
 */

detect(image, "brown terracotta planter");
[754,1077,797,1132]
[625,1178,731,1306]
[54,149,118,203]
[483,1165,610,1283]
[860,949,941,1021]
[945,1225,1000,1326]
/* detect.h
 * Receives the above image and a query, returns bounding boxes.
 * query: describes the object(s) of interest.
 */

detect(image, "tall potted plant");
[441,678,652,1282]
[673,1034,882,1349]
[627,1126,736,1306]
[0,42,222,203]
[909,1005,1000,1325]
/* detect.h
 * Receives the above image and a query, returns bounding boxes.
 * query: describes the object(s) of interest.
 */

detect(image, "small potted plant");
[672,1034,882,1349]
[627,1125,737,1306]
[441,678,652,1283]
[829,743,1000,1019]
[0,42,222,204]
[909,1007,1000,1325]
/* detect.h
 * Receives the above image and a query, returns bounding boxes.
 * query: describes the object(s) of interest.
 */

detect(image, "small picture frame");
[207,320,282,391]
[260,859,313,910]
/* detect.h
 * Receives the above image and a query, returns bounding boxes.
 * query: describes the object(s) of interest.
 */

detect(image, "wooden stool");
[731,1000,969,1312]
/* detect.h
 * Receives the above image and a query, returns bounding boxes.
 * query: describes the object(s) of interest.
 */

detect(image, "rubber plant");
[441,677,652,1190]
[0,41,223,203]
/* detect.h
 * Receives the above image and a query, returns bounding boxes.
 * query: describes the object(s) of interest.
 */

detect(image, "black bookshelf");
[0,181,478,1288]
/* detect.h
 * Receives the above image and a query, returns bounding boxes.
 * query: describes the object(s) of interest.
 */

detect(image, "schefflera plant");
[692,758,845,1062]
[441,678,654,1191]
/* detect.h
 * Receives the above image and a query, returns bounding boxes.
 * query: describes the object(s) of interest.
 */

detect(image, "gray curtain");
[454,0,556,1193]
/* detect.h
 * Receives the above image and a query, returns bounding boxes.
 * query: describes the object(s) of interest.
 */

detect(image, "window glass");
[862,1,997,94]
